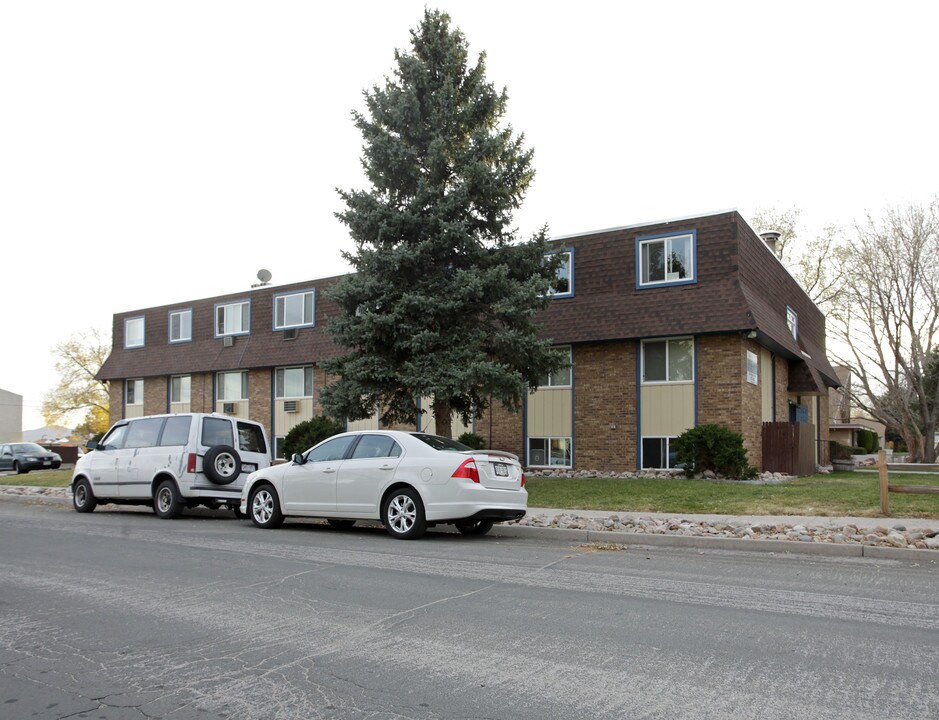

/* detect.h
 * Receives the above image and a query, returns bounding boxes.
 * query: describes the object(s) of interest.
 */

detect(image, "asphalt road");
[1,501,937,720]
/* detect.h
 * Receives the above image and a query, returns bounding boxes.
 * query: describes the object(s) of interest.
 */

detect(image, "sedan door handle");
[322,468,336,474]
[380,465,394,471]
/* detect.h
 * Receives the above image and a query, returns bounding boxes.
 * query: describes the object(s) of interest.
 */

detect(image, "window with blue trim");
[216,301,250,336]
[125,317,145,348]
[638,232,695,287]
[274,290,315,330]
[169,309,191,343]
[546,251,573,297]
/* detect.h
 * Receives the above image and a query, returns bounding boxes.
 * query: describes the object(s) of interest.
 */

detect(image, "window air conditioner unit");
[283,400,298,413]
[283,328,298,341]
[223,402,236,414]
[529,449,546,466]
[223,336,234,347]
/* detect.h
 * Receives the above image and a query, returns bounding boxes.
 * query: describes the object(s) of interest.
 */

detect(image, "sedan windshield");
[14,443,48,454]
[411,433,471,452]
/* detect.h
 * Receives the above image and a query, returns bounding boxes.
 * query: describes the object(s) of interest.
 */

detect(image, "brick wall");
[574,342,637,472]
[478,401,523,460]
[742,339,764,468]
[189,373,212,413]
[774,356,789,422]
[108,382,123,426]
[144,377,166,415]
[249,369,272,433]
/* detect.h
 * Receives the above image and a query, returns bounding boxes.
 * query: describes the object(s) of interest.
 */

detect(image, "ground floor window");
[641,436,678,469]
[528,437,572,468]
[217,371,248,401]
[171,375,191,404]
[274,436,286,460]
[125,378,143,406]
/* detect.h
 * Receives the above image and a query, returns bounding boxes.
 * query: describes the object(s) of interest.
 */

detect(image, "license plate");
[43,461,51,466]
[494,463,509,477]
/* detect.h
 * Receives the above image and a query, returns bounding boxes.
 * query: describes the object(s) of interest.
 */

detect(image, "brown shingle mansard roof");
[97,210,839,392]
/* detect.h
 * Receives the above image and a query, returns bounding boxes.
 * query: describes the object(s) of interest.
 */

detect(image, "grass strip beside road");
[2,469,938,519]
[525,472,939,519]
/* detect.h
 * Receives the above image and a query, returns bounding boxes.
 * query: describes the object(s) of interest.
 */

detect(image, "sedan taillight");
[521,472,525,488]
[452,458,480,483]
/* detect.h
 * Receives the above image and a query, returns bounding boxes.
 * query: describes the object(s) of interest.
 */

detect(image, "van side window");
[237,422,267,454]
[160,416,192,446]
[100,424,129,450]
[124,418,165,449]
[201,417,234,448]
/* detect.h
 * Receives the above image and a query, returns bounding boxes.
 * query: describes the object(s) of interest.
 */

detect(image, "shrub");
[281,416,345,459]
[457,431,486,450]
[857,428,880,454]
[850,445,866,456]
[829,441,854,461]
[672,424,758,479]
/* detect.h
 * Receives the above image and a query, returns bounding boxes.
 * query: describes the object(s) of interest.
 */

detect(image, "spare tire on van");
[203,445,242,485]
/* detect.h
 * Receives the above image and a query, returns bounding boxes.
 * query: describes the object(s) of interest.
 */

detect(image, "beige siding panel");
[170,402,191,414]
[347,411,380,432]
[221,400,250,418]
[640,384,694,436]
[761,350,773,422]
[125,404,144,419]
[451,413,472,439]
[273,398,315,436]
[527,388,573,437]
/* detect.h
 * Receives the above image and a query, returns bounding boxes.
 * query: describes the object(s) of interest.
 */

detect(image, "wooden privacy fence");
[878,450,939,514]
[762,422,816,476]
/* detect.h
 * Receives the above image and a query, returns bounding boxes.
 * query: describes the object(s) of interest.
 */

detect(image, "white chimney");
[759,230,782,258]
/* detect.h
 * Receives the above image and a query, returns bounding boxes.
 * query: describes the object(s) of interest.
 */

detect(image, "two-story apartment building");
[96,210,839,470]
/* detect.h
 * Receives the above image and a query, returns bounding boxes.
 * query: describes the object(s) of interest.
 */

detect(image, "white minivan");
[71,413,271,519]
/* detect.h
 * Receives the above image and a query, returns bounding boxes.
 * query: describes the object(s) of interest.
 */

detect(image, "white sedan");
[240,431,527,539]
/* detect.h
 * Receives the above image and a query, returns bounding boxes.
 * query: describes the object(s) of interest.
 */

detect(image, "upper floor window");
[642,338,694,384]
[637,232,695,287]
[274,290,315,330]
[275,366,313,398]
[746,351,759,385]
[125,317,145,348]
[169,309,192,343]
[537,346,572,388]
[546,251,573,297]
[786,306,798,339]
[216,300,250,337]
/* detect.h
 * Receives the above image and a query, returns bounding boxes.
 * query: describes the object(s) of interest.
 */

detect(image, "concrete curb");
[2,492,936,563]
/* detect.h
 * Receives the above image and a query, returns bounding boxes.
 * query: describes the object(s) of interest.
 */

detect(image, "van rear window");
[201,417,234,448]
[237,422,267,454]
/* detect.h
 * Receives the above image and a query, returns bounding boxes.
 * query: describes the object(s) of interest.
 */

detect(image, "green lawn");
[3,468,938,519]
[0,468,72,487]
[525,471,939,519]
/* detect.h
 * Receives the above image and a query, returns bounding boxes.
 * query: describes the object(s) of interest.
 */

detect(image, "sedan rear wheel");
[250,485,284,529]
[454,519,494,536]
[383,487,426,540]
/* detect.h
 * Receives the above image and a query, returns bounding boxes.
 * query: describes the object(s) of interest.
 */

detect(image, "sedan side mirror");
[292,453,306,465]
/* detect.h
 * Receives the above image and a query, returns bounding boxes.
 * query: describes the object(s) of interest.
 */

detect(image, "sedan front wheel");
[250,485,284,529]
[382,487,426,540]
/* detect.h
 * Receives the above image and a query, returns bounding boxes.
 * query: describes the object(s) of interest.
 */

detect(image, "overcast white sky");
[2,0,937,430]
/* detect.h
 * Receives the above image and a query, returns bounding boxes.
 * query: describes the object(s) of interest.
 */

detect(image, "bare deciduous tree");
[829,199,939,462]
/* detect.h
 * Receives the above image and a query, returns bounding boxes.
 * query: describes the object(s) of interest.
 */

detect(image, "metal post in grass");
[878,449,889,515]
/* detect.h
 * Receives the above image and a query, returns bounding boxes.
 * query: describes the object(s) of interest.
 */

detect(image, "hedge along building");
[96,210,840,471]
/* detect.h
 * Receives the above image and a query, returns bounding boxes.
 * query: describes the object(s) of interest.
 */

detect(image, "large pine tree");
[321,9,565,437]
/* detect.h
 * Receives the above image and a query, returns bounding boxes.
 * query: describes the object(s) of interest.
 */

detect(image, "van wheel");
[154,479,184,519]
[383,487,426,540]
[203,445,242,485]
[73,478,98,513]
[455,519,493,536]
[327,519,356,530]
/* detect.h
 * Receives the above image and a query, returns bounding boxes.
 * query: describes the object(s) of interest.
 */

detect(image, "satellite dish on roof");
[252,269,272,288]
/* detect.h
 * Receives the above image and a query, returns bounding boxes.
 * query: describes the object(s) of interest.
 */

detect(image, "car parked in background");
[0,443,62,473]
[71,413,271,518]
[241,431,527,539]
